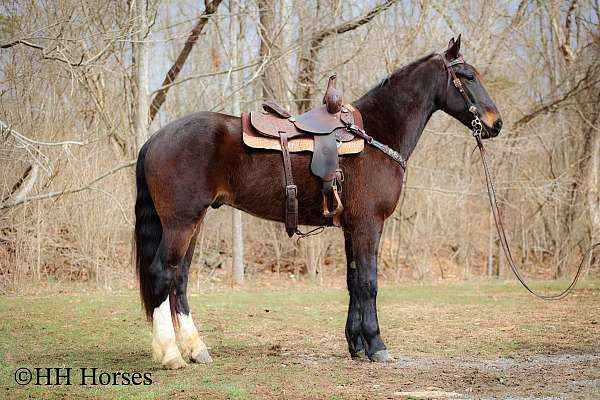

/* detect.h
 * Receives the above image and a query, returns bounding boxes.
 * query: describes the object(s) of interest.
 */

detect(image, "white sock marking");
[177,312,208,358]
[152,297,180,363]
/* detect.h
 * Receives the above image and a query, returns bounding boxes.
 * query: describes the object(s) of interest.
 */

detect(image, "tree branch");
[513,67,600,128]
[0,161,135,210]
[0,39,44,50]
[560,0,578,63]
[312,0,397,44]
[1,119,85,147]
[296,0,397,112]
[1,38,87,67]
[2,165,35,204]
[150,58,263,94]
[148,0,223,122]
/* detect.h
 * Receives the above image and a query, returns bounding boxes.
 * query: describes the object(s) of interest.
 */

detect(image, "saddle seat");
[241,76,365,237]
[249,104,356,140]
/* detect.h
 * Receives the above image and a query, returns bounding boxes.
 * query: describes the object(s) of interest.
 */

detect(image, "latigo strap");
[279,133,298,238]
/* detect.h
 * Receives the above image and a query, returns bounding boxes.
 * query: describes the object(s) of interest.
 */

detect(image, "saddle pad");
[242,113,364,155]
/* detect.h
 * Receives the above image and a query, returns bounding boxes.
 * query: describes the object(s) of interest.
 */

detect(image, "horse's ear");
[446,34,461,59]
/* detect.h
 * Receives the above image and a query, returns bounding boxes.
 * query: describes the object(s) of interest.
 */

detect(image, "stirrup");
[322,184,343,218]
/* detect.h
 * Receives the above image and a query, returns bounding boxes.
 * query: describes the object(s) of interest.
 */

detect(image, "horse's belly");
[226,149,332,227]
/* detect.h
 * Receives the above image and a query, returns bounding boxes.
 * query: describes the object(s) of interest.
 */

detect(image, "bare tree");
[257,0,288,102]
[149,0,223,123]
[1,0,599,292]
[134,0,151,151]
[295,0,397,112]
[230,0,244,285]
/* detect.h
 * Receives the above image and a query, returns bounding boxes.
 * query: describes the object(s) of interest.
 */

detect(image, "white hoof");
[163,355,188,369]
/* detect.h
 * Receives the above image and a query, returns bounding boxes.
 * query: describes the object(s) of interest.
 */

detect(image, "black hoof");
[351,350,368,361]
[369,349,394,363]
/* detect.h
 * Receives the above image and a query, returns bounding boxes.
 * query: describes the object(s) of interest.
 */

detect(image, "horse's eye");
[459,72,475,81]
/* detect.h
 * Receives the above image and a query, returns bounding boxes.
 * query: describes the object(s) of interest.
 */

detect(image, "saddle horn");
[323,75,342,114]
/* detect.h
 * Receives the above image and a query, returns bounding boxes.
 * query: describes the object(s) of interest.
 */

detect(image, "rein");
[441,53,600,300]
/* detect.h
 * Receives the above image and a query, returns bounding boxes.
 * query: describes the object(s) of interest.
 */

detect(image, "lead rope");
[472,120,600,300]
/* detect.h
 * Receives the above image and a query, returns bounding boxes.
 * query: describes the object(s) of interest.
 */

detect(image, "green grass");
[1,280,599,399]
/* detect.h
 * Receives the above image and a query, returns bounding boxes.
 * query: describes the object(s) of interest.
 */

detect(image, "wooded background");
[1,0,598,293]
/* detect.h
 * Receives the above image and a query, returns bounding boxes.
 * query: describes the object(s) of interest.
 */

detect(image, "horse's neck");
[354,61,441,161]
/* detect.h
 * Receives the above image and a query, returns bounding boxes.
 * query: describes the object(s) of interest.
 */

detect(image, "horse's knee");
[358,277,377,299]
[355,256,378,299]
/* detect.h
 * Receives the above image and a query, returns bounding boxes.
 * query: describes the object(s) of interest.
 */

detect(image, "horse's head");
[438,35,502,138]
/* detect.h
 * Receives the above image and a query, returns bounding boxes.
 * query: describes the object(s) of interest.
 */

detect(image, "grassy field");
[1,280,600,399]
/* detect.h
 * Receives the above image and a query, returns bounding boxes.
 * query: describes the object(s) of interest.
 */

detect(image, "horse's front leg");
[347,222,392,362]
[344,231,367,360]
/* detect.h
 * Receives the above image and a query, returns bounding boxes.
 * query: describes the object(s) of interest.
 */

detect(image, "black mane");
[376,53,437,89]
[353,51,443,158]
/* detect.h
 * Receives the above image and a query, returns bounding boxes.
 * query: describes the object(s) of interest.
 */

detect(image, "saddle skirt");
[240,100,365,237]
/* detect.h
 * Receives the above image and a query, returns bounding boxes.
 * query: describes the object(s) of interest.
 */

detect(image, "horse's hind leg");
[174,225,213,363]
[150,226,196,369]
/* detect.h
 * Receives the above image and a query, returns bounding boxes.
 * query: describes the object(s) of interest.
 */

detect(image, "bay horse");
[134,36,502,369]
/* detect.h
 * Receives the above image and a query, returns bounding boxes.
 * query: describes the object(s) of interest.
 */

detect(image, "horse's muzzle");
[482,119,502,139]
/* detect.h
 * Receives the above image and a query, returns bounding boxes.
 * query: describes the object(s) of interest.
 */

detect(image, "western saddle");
[241,75,365,237]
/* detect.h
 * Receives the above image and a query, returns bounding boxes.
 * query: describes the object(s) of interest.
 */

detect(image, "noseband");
[438,54,484,138]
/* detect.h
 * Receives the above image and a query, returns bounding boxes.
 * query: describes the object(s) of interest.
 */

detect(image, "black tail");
[134,143,163,321]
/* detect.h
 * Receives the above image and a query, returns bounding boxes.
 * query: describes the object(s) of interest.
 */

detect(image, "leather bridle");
[439,53,484,139]
[440,52,599,300]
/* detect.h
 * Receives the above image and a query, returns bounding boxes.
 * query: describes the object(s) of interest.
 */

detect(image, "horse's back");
[147,111,238,146]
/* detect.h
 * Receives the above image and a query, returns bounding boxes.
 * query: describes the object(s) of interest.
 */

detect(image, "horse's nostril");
[494,119,503,131]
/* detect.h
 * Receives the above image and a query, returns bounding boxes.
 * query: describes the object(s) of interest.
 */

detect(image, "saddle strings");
[295,226,326,244]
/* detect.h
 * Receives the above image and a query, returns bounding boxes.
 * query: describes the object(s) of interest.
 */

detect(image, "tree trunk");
[280,0,295,108]
[487,209,494,277]
[588,131,600,247]
[305,236,321,281]
[257,0,283,100]
[586,97,600,265]
[232,209,244,285]
[148,0,223,123]
[134,0,150,152]
[230,0,244,285]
